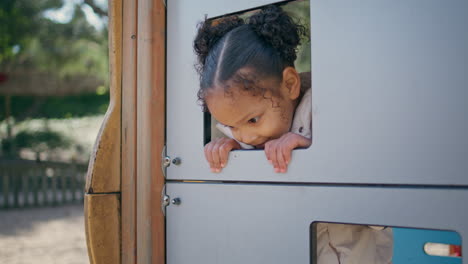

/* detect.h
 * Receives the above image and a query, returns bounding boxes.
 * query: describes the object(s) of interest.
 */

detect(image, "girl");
[194,5,393,264]
[194,5,311,174]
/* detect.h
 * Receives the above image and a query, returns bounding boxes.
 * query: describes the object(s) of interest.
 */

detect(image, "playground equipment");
[84,0,467,263]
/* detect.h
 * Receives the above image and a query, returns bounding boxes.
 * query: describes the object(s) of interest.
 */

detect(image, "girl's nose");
[234,130,259,145]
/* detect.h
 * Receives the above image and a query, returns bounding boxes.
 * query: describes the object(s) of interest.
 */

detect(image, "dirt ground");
[0,204,88,264]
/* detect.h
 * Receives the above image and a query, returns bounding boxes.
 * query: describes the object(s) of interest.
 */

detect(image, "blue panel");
[393,228,461,264]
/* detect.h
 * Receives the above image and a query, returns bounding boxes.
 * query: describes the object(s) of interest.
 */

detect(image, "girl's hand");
[264,132,311,173]
[204,138,241,173]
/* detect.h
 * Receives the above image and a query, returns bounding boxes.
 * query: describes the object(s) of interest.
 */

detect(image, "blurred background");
[0,0,109,263]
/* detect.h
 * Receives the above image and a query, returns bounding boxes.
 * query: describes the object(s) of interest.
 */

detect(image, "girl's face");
[205,68,301,148]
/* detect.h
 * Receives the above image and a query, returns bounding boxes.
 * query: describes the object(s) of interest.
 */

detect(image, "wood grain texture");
[150,1,166,262]
[122,0,138,263]
[136,0,166,263]
[84,0,123,263]
[85,193,121,264]
[85,0,122,194]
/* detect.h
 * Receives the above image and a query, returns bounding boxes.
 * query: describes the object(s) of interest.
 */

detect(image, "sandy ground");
[0,204,88,264]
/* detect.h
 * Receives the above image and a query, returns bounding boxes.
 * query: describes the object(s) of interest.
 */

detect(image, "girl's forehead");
[212,76,280,99]
[206,87,267,121]
[207,85,263,105]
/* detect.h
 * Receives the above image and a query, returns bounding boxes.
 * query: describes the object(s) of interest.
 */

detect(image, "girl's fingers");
[276,133,312,172]
[219,140,234,168]
[264,142,271,163]
[207,134,311,174]
[282,144,292,167]
[204,142,216,171]
[218,143,228,168]
[281,135,297,166]
[211,139,224,172]
[264,133,310,173]
[276,142,287,173]
[269,141,280,173]
[270,135,288,173]
[205,138,240,173]
[206,138,222,172]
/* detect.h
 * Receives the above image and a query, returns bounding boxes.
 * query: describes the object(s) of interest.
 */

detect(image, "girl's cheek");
[269,124,286,139]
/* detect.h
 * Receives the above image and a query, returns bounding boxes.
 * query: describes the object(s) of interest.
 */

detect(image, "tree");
[0,0,63,64]
[2,128,71,160]
[0,0,109,160]
[0,0,109,119]
[0,0,108,84]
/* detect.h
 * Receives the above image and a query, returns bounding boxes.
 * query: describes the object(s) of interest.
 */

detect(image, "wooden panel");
[85,193,121,264]
[136,0,166,263]
[85,0,122,194]
[150,1,166,260]
[122,0,138,263]
[85,0,123,263]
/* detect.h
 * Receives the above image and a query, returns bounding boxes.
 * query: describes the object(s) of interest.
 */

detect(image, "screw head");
[171,198,181,205]
[172,157,181,165]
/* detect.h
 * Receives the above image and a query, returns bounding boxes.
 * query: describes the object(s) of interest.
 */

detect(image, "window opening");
[195,0,311,173]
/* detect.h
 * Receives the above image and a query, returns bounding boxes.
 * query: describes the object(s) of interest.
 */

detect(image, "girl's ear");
[281,67,301,100]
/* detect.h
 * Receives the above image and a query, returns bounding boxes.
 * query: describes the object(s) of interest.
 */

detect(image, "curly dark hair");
[193,5,308,111]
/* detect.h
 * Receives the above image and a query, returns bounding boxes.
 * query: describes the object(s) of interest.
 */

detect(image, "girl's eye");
[248,117,259,124]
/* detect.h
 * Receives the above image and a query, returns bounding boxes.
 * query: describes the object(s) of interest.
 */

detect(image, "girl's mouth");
[252,137,271,149]
[254,142,266,149]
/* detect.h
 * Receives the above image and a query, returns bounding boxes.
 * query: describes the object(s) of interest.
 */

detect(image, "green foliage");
[0,0,108,84]
[0,0,109,161]
[15,129,71,150]
[0,0,109,119]
[1,128,71,157]
[0,92,109,121]
[282,0,311,73]
[0,0,62,64]
[28,7,109,82]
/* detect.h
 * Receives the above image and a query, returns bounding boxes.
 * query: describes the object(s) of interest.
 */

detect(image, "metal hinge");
[161,145,182,178]
[161,145,169,178]
[161,185,182,216]
[161,185,169,216]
